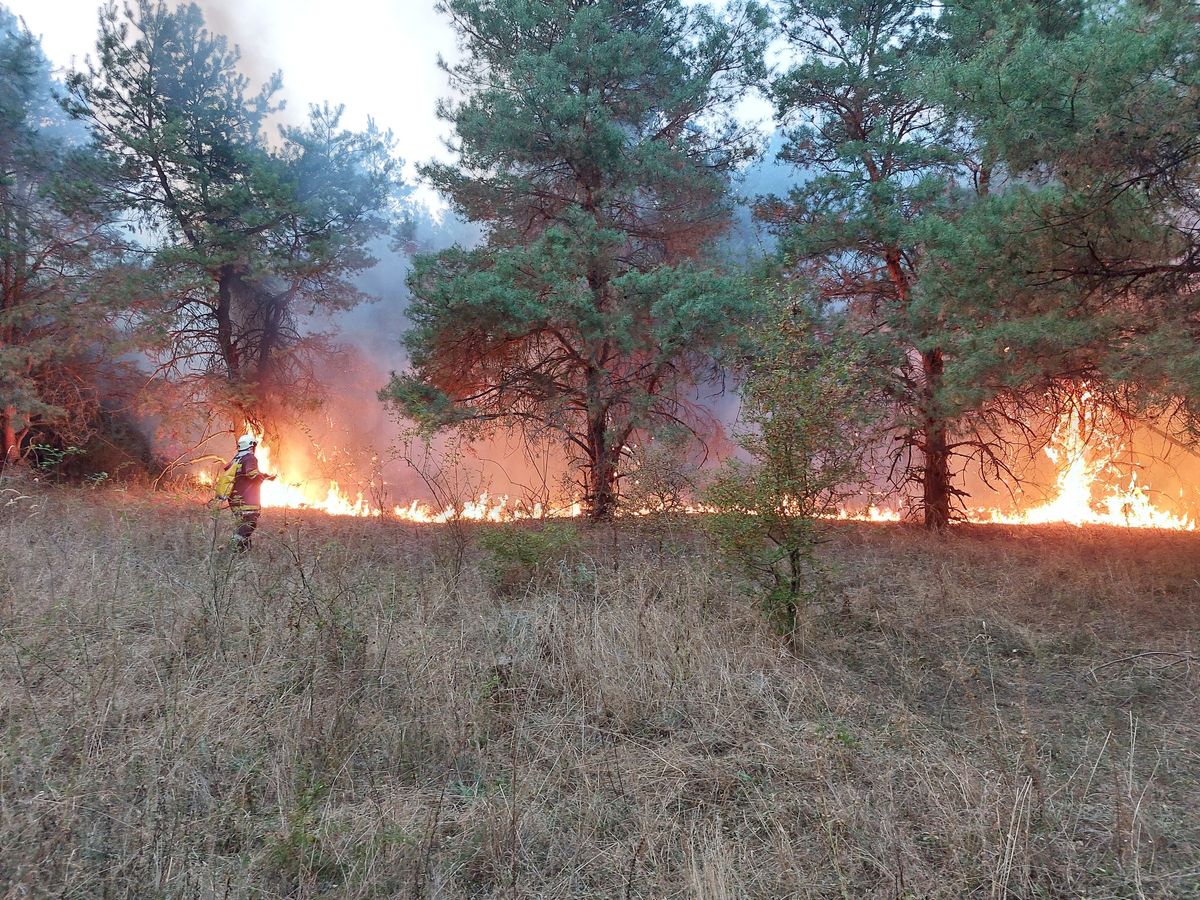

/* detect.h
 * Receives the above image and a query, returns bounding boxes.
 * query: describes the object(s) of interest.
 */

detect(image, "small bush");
[621,426,698,515]
[704,294,885,636]
[479,522,579,594]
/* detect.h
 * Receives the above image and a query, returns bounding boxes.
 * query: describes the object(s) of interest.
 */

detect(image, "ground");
[1,485,1198,898]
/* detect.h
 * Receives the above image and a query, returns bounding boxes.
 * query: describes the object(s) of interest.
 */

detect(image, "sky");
[10,1,769,175]
[8,0,460,198]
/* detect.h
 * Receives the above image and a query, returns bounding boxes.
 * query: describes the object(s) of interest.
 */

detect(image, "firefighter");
[212,435,276,551]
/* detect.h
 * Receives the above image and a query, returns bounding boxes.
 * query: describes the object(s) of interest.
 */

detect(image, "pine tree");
[758,0,1165,527]
[385,0,768,520]
[0,10,147,464]
[761,0,967,528]
[65,0,401,429]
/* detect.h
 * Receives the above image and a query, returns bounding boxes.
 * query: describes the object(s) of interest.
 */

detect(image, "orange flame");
[975,391,1194,530]
[229,429,582,522]
[206,397,1194,530]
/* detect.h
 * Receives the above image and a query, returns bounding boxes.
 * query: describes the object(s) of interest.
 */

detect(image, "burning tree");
[0,11,151,464]
[64,0,402,431]
[759,0,972,529]
[384,0,768,520]
[759,0,1200,528]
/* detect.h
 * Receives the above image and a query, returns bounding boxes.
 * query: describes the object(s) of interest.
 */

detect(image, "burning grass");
[211,388,1200,530]
[1,486,1199,897]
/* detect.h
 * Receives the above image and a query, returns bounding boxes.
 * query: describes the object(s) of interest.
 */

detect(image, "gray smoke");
[194,1,290,114]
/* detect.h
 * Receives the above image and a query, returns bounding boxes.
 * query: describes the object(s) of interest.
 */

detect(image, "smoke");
[190,0,456,181]
[276,211,560,507]
[194,1,278,98]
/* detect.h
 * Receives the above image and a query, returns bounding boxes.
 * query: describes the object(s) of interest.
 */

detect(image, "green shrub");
[704,295,885,637]
[479,522,579,594]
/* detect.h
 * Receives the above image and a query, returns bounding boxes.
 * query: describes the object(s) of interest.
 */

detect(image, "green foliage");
[0,10,151,463]
[479,522,579,594]
[704,294,882,635]
[918,0,1200,417]
[65,0,403,427]
[927,0,1191,181]
[28,444,85,473]
[385,0,769,519]
[842,0,1200,470]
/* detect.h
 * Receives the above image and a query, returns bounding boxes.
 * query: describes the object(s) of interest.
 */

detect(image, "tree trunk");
[881,248,952,528]
[2,203,22,466]
[253,285,290,424]
[255,293,281,388]
[216,266,240,382]
[586,407,619,521]
[921,348,951,530]
[1,406,18,465]
[582,240,618,521]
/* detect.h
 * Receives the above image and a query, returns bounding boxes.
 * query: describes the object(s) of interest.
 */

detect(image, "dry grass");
[1,484,1198,898]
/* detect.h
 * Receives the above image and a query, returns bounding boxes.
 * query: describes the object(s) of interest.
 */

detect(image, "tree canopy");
[920,0,1200,410]
[0,10,149,464]
[385,0,769,519]
[65,0,404,430]
[760,0,970,528]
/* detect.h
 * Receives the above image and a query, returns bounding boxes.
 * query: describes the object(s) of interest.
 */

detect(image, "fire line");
[202,397,1196,529]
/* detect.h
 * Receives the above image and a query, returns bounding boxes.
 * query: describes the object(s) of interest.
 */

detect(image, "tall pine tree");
[65,0,402,430]
[761,0,967,528]
[386,0,768,519]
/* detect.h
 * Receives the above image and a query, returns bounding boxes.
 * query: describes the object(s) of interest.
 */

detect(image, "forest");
[2,0,1199,896]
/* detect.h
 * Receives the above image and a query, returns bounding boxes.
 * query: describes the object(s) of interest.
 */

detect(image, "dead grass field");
[1,483,1198,898]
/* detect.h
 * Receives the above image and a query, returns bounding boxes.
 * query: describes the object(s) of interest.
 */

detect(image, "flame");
[203,398,1195,530]
[251,435,382,516]
[975,390,1195,530]
[835,504,904,523]
[220,429,582,522]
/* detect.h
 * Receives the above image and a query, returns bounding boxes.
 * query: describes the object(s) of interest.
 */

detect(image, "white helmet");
[237,435,257,452]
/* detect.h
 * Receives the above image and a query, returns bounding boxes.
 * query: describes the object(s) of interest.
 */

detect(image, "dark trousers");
[233,507,261,551]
